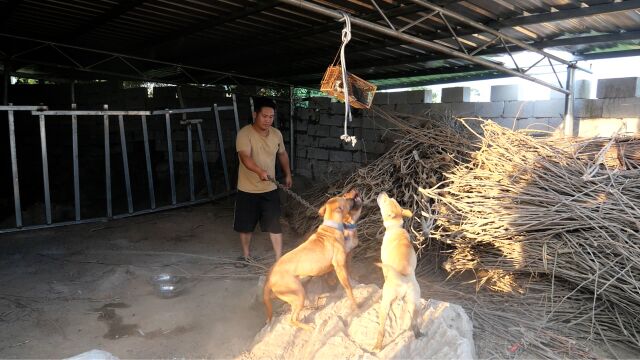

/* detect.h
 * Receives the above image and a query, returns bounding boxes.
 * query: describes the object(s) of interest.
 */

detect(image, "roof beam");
[63,0,147,41]
[159,0,428,67]
[296,0,640,61]
[137,1,281,51]
[258,29,640,81]
[575,48,640,61]
[204,0,619,75]
[407,0,589,72]
[374,71,508,90]
[266,3,425,42]
[278,0,570,94]
[495,0,640,28]
[1,32,291,87]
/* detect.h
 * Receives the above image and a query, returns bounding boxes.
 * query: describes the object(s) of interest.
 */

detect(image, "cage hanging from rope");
[320,65,377,109]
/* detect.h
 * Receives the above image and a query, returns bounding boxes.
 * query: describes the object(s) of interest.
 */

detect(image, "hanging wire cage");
[320,65,377,109]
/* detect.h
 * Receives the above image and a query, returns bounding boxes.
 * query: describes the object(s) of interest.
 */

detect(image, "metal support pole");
[7,107,22,227]
[165,113,176,204]
[39,114,52,224]
[187,123,195,201]
[371,0,396,30]
[407,0,591,74]
[103,105,112,218]
[141,115,156,209]
[118,115,133,213]
[564,64,577,137]
[213,104,231,192]
[0,33,293,88]
[196,122,213,198]
[71,103,80,221]
[232,93,240,132]
[280,0,574,94]
[289,86,295,172]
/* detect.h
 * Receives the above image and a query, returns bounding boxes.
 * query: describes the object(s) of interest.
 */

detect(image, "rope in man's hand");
[267,176,318,214]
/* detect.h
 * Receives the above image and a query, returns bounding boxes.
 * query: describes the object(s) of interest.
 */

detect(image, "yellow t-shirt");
[236,124,285,193]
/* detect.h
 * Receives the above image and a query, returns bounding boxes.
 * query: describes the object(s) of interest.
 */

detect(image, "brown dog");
[263,191,360,330]
[374,192,422,351]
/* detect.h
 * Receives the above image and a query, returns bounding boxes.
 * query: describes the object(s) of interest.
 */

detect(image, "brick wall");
[293,77,640,179]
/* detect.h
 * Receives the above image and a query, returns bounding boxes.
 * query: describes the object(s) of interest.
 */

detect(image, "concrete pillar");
[490,84,520,101]
[563,64,576,137]
[441,87,470,103]
[596,77,640,99]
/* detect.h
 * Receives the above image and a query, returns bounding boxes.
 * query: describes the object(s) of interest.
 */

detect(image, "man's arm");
[238,150,269,181]
[277,151,292,188]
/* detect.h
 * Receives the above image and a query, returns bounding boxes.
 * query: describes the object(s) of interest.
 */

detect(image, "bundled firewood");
[419,121,640,353]
[289,109,640,357]
[288,107,476,257]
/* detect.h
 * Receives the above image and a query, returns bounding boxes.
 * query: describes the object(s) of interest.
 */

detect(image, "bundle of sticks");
[289,108,640,356]
[288,107,475,257]
[419,121,640,353]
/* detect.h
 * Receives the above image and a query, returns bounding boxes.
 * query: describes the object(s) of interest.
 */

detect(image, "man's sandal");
[234,256,251,268]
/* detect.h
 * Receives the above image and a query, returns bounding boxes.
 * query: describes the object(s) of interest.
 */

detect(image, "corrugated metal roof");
[1,0,639,88]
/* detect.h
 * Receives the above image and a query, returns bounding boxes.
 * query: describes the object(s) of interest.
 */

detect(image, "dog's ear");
[318,204,326,217]
[402,208,413,218]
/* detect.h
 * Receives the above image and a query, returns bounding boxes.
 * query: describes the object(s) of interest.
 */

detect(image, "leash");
[267,176,318,214]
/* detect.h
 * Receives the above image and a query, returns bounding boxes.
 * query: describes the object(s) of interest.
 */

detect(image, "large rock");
[242,284,475,359]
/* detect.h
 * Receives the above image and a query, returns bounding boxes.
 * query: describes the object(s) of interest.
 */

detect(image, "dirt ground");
[2,196,634,359]
[0,197,384,359]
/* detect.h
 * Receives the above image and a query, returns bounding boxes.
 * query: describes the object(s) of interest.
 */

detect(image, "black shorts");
[233,189,282,233]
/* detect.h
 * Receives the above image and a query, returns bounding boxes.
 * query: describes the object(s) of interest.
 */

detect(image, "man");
[233,97,292,267]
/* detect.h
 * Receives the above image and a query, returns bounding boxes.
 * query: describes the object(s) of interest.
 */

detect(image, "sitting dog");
[263,191,360,330]
[374,192,422,351]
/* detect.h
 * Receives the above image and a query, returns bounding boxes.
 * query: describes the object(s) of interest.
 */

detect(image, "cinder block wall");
[294,78,640,179]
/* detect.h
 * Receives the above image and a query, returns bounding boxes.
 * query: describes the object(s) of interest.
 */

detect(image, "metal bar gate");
[0,102,240,234]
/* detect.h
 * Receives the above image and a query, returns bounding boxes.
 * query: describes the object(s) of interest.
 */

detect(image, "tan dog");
[374,192,422,351]
[263,192,359,330]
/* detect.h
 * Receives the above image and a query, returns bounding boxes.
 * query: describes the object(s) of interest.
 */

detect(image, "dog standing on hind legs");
[374,192,422,351]
[263,191,360,330]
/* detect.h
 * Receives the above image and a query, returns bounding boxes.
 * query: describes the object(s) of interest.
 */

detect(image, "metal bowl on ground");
[150,273,180,284]
[150,273,184,298]
[154,282,184,299]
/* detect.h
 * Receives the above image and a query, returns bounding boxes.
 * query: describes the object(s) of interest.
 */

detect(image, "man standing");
[233,97,292,267]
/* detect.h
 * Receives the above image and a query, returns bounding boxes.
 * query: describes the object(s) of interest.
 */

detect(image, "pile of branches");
[288,107,476,257]
[419,121,640,354]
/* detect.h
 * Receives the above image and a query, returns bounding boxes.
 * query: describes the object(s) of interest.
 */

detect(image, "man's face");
[253,107,275,131]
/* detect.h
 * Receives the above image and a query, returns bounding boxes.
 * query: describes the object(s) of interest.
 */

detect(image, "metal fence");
[1,97,241,233]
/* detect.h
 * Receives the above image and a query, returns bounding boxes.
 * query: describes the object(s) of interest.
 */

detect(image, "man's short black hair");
[253,97,277,113]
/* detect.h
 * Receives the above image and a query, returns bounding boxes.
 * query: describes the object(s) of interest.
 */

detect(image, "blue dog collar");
[343,223,357,230]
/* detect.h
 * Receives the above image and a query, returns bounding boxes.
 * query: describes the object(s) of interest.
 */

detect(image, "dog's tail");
[263,277,273,323]
[375,262,409,284]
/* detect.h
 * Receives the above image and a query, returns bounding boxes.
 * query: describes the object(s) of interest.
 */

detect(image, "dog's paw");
[350,301,360,311]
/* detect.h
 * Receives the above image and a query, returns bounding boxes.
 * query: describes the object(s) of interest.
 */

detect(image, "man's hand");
[284,174,293,188]
[258,169,269,181]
